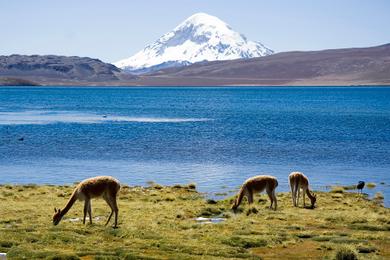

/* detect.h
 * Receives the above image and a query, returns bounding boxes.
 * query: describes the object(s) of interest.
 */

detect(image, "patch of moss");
[222,236,267,248]
[0,240,14,248]
[349,224,390,231]
[206,199,217,204]
[199,206,222,216]
[312,236,333,242]
[296,233,314,239]
[334,245,358,260]
[356,245,377,253]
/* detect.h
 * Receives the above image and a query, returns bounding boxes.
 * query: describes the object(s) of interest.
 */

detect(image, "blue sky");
[1,0,389,62]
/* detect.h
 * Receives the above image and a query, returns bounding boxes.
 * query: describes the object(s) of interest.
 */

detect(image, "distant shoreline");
[1,43,390,87]
[2,84,390,88]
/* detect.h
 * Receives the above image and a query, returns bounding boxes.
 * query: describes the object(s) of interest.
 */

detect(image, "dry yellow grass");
[0,184,389,259]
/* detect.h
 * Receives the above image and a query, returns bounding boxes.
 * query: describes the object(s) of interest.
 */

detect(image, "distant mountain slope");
[115,13,273,74]
[1,44,389,86]
[0,77,40,86]
[143,43,390,85]
[0,55,121,83]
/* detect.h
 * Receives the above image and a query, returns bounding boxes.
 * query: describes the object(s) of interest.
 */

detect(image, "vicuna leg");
[83,199,90,224]
[112,197,119,228]
[294,182,299,207]
[303,187,306,207]
[104,194,119,228]
[247,189,254,204]
[88,201,92,224]
[293,185,298,207]
[290,181,295,206]
[272,189,277,210]
[266,187,273,209]
[103,196,114,226]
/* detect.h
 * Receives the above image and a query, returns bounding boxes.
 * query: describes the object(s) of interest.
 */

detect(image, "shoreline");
[2,84,390,88]
[0,182,388,208]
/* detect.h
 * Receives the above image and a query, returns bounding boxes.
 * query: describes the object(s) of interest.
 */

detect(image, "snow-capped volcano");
[115,13,274,74]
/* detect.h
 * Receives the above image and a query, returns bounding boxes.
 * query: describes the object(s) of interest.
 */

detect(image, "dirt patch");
[374,240,390,258]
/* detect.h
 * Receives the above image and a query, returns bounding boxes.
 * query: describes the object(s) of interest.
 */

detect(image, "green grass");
[0,184,389,259]
[334,245,358,260]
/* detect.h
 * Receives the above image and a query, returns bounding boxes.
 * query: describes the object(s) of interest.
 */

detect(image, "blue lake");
[0,86,389,205]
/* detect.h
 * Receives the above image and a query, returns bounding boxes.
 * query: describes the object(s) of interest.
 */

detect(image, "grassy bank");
[0,184,389,259]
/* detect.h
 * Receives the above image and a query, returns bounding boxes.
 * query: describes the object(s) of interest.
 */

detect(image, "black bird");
[357,181,365,194]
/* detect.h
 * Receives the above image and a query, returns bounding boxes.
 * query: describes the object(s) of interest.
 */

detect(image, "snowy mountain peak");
[115,13,274,74]
[178,12,229,29]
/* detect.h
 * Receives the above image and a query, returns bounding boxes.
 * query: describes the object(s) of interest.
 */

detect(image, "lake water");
[0,86,389,206]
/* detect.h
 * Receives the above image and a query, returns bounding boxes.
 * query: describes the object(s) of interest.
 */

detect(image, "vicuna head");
[231,198,239,211]
[53,208,62,225]
[310,193,317,209]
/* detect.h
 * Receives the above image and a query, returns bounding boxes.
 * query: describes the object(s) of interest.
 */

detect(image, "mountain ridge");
[0,54,122,83]
[136,43,390,86]
[114,13,273,73]
[1,43,389,86]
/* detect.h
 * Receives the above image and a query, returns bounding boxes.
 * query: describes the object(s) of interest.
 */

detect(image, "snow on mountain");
[114,13,274,74]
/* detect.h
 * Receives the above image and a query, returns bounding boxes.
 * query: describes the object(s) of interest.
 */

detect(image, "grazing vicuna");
[289,172,316,208]
[53,176,120,228]
[232,175,278,211]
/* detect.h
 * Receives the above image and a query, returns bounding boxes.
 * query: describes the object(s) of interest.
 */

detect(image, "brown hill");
[0,55,122,85]
[137,43,390,86]
[1,44,389,86]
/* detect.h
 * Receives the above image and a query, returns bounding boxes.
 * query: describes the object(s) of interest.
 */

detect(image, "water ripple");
[0,110,211,125]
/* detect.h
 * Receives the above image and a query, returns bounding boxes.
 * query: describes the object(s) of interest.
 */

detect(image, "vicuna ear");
[54,208,57,213]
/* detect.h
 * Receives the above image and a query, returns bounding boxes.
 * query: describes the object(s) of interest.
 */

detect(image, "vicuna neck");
[60,190,78,216]
[306,189,315,200]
